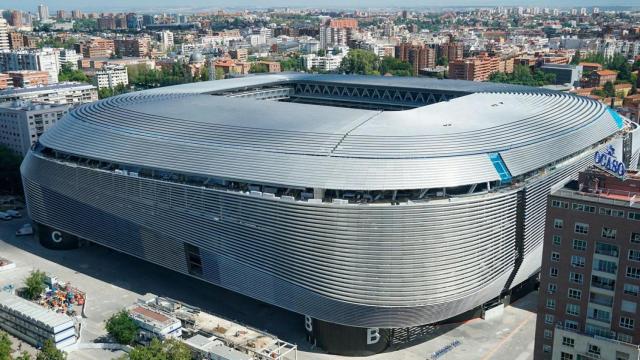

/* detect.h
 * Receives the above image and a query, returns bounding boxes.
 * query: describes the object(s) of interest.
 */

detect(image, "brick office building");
[535,167,640,360]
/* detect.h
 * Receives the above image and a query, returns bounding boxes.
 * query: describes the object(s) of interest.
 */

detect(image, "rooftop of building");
[6,70,49,75]
[594,69,618,76]
[35,73,629,191]
[96,64,127,71]
[615,83,633,89]
[0,100,69,111]
[539,63,580,69]
[129,305,179,328]
[553,168,640,208]
[0,291,74,331]
[578,62,603,67]
[0,82,96,97]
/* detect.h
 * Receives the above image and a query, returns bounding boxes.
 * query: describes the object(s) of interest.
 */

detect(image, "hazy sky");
[6,0,636,13]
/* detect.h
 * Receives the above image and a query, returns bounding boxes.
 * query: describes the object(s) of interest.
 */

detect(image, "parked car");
[5,209,21,218]
[0,212,11,220]
[15,223,33,236]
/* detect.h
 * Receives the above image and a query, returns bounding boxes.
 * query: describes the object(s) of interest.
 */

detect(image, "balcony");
[591,279,615,291]
[578,352,600,359]
[585,323,615,339]
[587,315,611,325]
[595,248,619,258]
[589,293,613,307]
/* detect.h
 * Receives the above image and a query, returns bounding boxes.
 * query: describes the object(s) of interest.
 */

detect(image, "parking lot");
[0,218,536,360]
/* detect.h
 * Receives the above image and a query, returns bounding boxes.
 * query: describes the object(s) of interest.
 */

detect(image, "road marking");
[480,313,535,360]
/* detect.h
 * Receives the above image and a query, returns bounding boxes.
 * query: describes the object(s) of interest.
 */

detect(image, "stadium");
[21,74,640,355]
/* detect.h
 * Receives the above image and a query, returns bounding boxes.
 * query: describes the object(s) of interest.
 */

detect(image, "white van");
[16,224,34,236]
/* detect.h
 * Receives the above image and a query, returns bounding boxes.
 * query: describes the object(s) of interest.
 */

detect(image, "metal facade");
[21,74,625,328]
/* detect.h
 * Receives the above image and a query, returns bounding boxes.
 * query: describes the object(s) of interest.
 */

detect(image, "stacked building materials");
[0,291,77,349]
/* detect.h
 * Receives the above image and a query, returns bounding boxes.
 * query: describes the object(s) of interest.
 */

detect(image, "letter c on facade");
[51,231,63,243]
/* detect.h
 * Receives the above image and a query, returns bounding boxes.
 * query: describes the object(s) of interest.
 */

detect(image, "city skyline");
[8,1,640,13]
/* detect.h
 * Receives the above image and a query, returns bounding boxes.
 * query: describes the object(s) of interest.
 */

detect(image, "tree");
[379,56,413,76]
[72,19,97,32]
[603,81,616,97]
[570,51,581,65]
[15,352,32,360]
[24,270,46,300]
[105,310,138,345]
[0,331,11,360]
[98,88,114,99]
[113,84,128,96]
[198,67,209,81]
[0,145,23,195]
[36,340,65,360]
[339,49,380,75]
[214,67,225,80]
[164,339,191,360]
[280,56,303,72]
[249,63,269,73]
[489,64,555,87]
[128,339,166,360]
[581,52,606,65]
[126,339,190,360]
[607,54,632,83]
[436,55,448,67]
[58,62,89,83]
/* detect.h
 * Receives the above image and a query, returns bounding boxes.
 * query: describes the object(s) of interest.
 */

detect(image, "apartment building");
[535,167,640,360]
[301,53,345,72]
[229,49,248,62]
[58,49,82,69]
[0,100,70,155]
[75,38,115,59]
[158,30,174,51]
[438,41,464,61]
[93,65,129,89]
[448,55,501,81]
[8,32,23,50]
[0,83,98,106]
[0,73,11,90]
[256,61,281,73]
[587,70,618,88]
[114,38,150,58]
[319,19,358,50]
[580,62,604,73]
[8,70,49,87]
[0,49,60,84]
[395,43,436,75]
[97,16,117,31]
[0,19,8,51]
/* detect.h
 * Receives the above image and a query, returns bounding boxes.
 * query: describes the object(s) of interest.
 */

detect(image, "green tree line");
[489,64,556,87]
[339,49,414,76]
[0,330,65,360]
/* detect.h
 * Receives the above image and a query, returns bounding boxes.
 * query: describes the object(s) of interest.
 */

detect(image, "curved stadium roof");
[38,73,622,191]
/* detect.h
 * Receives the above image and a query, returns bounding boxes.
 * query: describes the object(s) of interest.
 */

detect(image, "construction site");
[34,275,86,317]
[135,294,298,360]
